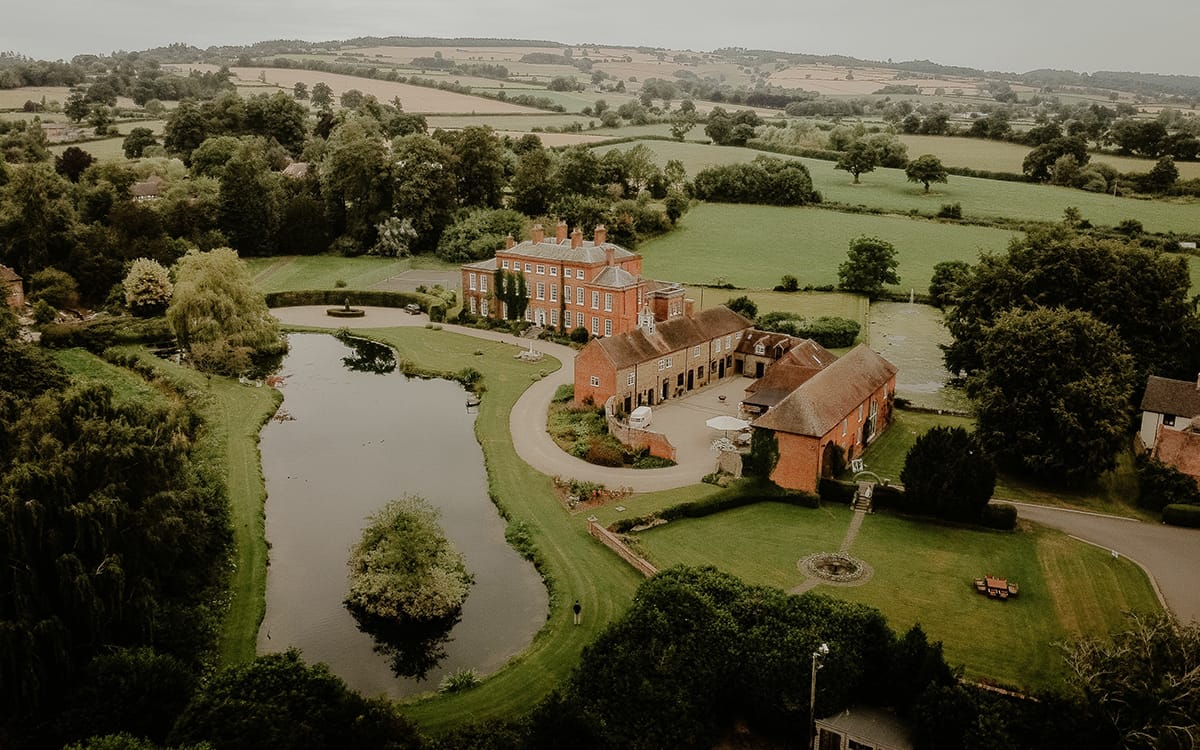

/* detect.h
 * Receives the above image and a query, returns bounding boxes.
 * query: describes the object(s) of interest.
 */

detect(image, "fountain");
[327,297,366,318]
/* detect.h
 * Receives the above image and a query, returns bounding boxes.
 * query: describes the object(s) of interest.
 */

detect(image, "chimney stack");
[556,220,569,243]
[504,234,515,249]
[571,227,583,249]
[605,246,615,266]
[594,224,607,245]
[531,223,544,244]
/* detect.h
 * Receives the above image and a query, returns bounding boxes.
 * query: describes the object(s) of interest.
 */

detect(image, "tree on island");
[905,154,948,193]
[344,495,474,679]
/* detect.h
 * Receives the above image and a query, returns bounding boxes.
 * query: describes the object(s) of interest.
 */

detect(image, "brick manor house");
[460,222,689,337]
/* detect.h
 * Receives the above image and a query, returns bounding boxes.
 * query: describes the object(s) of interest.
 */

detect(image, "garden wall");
[587,521,658,578]
[604,397,677,461]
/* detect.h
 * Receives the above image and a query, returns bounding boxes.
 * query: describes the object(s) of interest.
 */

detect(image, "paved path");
[269,306,718,492]
[1012,502,1200,623]
[839,510,867,554]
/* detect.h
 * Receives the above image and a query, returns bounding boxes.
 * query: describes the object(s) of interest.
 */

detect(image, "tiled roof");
[752,345,897,437]
[1154,428,1200,480]
[591,306,753,369]
[1141,375,1200,418]
[736,329,796,356]
[745,340,837,395]
[502,240,635,265]
[130,174,166,197]
[463,258,497,271]
[590,266,638,288]
[0,264,20,283]
[281,161,309,178]
[817,706,913,750]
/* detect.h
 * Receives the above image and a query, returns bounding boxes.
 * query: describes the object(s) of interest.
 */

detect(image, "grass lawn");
[53,348,173,408]
[599,140,1200,234]
[635,502,1161,691]
[860,409,1150,520]
[640,202,1018,293]
[245,255,456,293]
[347,326,646,731]
[689,287,869,328]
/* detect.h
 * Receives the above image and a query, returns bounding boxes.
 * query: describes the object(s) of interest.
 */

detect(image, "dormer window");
[754,343,765,356]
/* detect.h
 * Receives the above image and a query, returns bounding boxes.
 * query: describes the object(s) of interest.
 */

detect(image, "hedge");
[263,289,446,322]
[817,478,1017,530]
[1162,503,1200,528]
[611,479,817,533]
[39,316,173,352]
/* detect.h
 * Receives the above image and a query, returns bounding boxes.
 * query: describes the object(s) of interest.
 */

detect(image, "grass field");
[639,202,1018,293]
[899,133,1200,181]
[245,255,456,293]
[860,409,1149,520]
[635,501,1161,690]
[53,348,173,408]
[598,140,1200,234]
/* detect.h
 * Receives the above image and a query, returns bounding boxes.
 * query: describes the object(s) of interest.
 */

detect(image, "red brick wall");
[771,432,822,493]
[574,343,616,406]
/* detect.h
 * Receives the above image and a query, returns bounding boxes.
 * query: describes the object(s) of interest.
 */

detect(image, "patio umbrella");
[706,415,749,437]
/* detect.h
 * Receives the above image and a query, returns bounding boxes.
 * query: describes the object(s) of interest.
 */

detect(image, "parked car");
[629,406,652,429]
[404,303,421,315]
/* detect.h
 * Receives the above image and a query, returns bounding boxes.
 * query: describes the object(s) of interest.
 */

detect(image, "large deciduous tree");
[904,154,948,193]
[835,140,879,184]
[169,650,422,750]
[0,162,77,276]
[967,307,1135,482]
[123,258,173,316]
[1063,614,1200,749]
[319,115,390,251]
[837,235,900,298]
[900,427,996,521]
[943,226,1199,385]
[166,247,284,374]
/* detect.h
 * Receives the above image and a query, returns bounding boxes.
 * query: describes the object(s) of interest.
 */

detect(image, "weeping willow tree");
[0,384,230,721]
[166,247,286,374]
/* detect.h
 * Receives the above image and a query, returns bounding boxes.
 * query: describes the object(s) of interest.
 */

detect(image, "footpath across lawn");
[634,501,1161,691]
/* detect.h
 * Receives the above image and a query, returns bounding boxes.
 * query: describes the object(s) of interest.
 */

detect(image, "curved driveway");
[271,307,1200,622]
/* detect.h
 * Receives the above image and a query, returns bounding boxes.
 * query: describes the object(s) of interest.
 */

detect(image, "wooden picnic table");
[975,575,1019,599]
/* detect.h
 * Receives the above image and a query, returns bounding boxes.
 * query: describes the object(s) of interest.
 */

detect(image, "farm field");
[0,86,74,109]
[599,140,1200,234]
[229,67,544,114]
[634,501,1160,690]
[899,133,1200,180]
[638,202,1018,292]
[425,113,589,130]
[50,137,128,161]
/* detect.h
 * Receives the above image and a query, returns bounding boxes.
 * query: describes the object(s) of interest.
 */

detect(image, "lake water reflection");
[257,333,547,698]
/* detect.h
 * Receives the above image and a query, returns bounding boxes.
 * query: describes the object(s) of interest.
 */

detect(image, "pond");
[869,301,969,412]
[257,333,547,698]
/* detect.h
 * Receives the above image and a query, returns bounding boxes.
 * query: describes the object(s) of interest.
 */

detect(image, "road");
[1013,502,1200,623]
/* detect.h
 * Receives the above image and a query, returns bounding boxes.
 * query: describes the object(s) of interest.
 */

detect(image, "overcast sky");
[3,0,1198,77]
